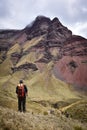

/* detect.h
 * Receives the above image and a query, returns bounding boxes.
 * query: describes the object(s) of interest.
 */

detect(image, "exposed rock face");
[0,15,87,90]
[0,29,21,62]
[24,16,72,42]
[63,35,87,56]
[11,63,38,73]
[47,17,72,42]
[25,16,51,40]
[0,29,20,39]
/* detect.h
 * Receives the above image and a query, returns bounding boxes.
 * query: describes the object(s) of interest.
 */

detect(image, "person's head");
[19,80,23,84]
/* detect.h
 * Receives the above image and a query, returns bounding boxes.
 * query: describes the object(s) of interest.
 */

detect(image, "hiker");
[16,80,28,112]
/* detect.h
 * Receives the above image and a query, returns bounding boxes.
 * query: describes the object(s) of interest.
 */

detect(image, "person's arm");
[16,86,18,97]
[24,85,28,96]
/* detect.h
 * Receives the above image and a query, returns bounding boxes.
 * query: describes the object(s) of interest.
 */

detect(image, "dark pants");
[18,97,26,112]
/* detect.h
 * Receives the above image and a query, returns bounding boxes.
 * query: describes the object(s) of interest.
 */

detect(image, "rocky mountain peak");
[52,17,62,25]
[25,16,72,41]
[25,16,51,39]
[34,15,51,23]
[47,18,72,42]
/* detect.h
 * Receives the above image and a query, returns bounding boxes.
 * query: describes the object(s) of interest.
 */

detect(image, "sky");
[0,0,87,38]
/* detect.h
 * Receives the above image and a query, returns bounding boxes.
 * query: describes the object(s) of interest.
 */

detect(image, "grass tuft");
[74,126,83,130]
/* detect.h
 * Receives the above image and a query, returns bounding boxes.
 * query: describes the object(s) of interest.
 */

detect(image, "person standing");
[16,80,28,112]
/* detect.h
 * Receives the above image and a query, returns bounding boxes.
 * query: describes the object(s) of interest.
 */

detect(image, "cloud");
[0,0,10,18]
[0,0,87,38]
[69,22,87,37]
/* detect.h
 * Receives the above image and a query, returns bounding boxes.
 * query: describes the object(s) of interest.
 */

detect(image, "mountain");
[0,16,87,129]
[0,16,87,90]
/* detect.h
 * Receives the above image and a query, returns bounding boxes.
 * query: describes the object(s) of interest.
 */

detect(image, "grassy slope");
[7,43,21,55]
[16,51,38,66]
[23,36,43,52]
[0,72,87,129]
[0,61,81,115]
[16,36,43,66]
[0,106,87,130]
[0,67,81,112]
[62,99,87,122]
[0,57,12,76]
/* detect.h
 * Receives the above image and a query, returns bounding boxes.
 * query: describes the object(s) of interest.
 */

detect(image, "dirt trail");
[60,100,84,112]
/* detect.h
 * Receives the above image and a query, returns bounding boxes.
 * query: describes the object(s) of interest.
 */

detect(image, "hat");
[19,80,23,83]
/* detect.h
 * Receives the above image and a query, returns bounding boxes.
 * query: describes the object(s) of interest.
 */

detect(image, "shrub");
[74,126,83,130]
[43,111,48,115]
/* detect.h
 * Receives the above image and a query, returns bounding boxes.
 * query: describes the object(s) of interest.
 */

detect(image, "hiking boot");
[23,110,26,113]
[18,110,22,112]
